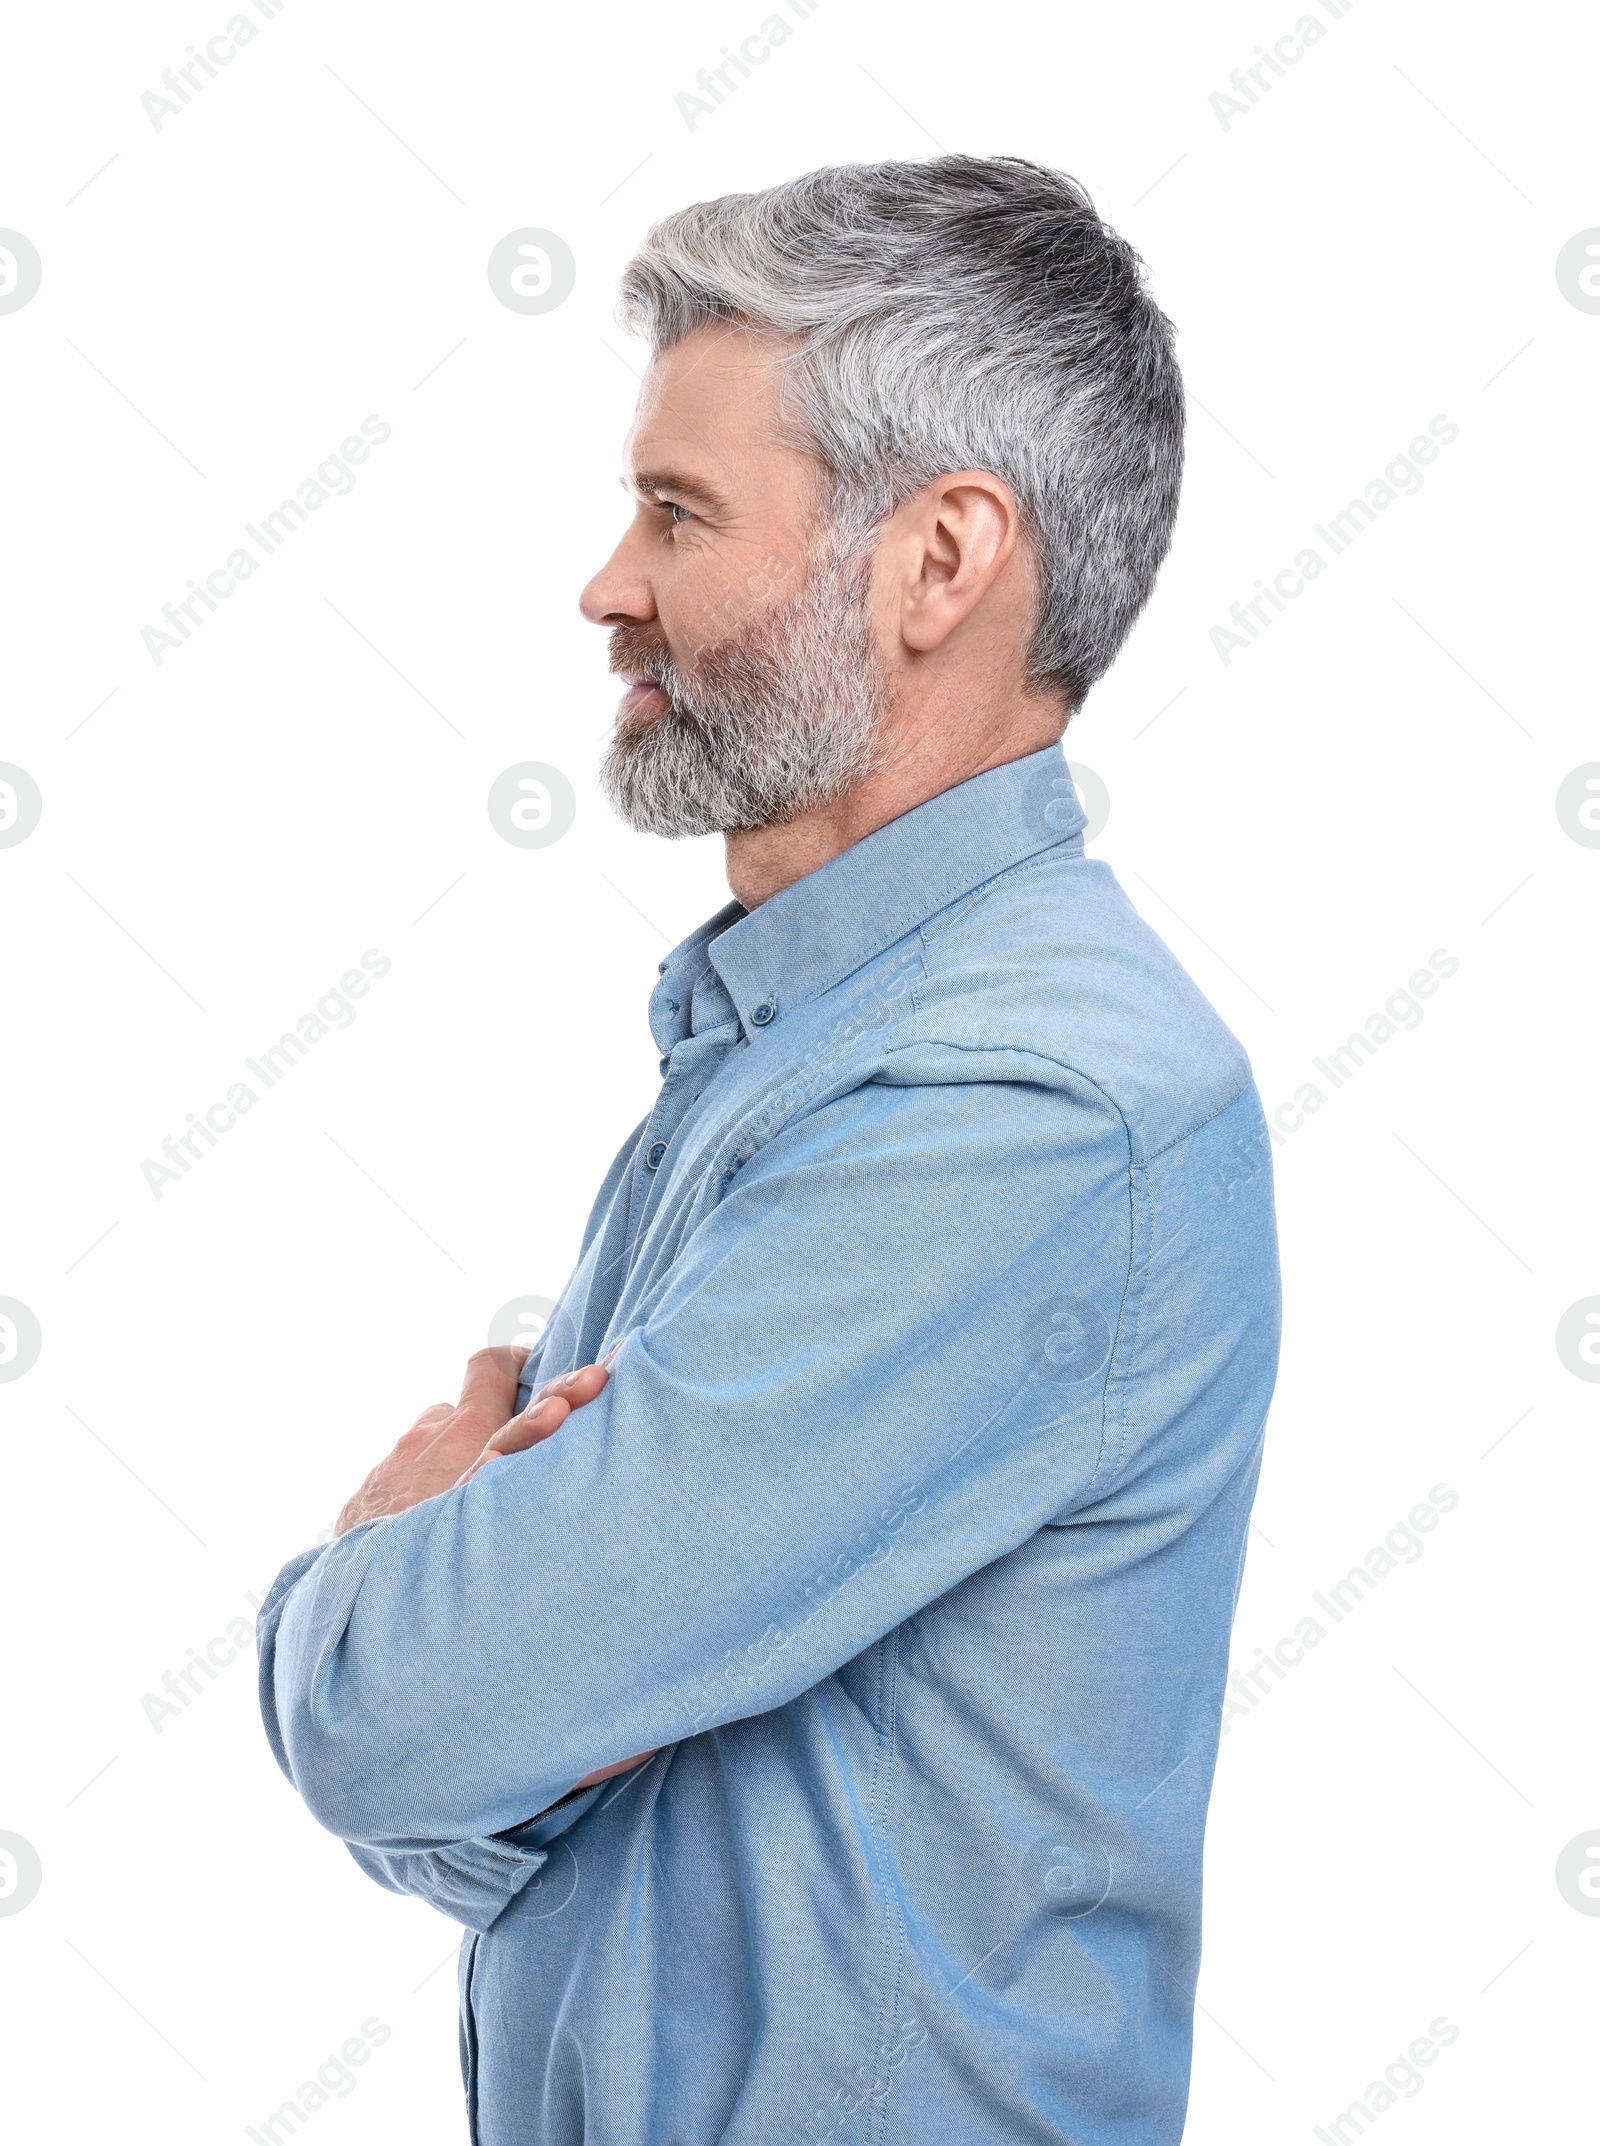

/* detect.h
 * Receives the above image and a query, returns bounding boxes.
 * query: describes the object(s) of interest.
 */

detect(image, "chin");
[612,708,661,752]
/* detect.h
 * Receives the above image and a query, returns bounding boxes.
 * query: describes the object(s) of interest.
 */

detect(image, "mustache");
[608,624,676,685]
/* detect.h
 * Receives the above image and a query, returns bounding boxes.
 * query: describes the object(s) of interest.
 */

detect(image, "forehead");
[623,324,794,486]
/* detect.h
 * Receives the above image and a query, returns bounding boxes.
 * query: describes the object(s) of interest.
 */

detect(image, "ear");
[894,470,1022,655]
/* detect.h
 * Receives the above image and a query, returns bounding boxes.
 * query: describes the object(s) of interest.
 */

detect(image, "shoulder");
[901,849,1254,1164]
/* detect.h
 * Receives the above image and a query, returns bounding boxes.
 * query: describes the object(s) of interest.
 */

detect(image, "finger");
[420,1347,553,1485]
[452,1386,580,1490]
[485,1392,572,1459]
[455,1360,614,1491]
[454,1345,532,1431]
[530,1361,611,1412]
[478,1362,609,1454]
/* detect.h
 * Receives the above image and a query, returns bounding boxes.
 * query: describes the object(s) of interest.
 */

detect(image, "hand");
[450,1351,616,1490]
[334,1348,612,1536]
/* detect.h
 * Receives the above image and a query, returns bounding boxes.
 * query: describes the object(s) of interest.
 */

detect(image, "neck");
[723,695,1067,910]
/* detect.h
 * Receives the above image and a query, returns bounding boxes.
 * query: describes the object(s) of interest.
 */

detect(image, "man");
[260,156,1280,2145]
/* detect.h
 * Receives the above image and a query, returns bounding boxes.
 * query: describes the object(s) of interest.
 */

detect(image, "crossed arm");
[260,1075,1138,1856]
[333,1342,651,1794]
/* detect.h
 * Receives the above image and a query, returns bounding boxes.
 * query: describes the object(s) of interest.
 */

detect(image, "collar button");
[749,999,776,1027]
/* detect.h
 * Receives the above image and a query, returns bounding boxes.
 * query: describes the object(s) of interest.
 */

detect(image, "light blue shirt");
[259,741,1280,2146]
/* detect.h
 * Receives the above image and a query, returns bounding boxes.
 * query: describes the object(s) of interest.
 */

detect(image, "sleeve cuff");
[343,1784,606,1931]
[493,1780,605,1850]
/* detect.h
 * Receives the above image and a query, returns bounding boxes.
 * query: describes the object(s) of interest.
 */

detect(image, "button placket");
[625,1024,736,1244]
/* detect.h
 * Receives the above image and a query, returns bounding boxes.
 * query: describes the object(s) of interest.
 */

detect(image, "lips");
[619,679,671,719]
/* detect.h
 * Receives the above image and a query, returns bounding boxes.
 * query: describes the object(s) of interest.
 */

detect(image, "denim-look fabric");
[258,741,1280,2146]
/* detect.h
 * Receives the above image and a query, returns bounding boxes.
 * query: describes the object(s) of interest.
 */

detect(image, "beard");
[598,535,893,839]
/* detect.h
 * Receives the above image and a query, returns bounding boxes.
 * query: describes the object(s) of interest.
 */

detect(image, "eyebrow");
[624,467,727,514]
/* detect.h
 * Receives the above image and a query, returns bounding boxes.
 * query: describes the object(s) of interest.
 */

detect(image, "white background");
[1,0,1594,2138]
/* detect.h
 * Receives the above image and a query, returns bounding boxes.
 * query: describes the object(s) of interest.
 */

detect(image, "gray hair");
[617,155,1184,711]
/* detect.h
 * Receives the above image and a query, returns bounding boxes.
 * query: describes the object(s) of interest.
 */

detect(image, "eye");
[668,502,693,526]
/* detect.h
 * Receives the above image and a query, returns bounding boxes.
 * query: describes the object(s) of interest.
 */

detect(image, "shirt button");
[749,1000,776,1027]
[645,1140,667,1170]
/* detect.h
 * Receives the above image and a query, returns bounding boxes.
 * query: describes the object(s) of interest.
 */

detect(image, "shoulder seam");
[873,1038,1252,1169]
[1137,1077,1256,1165]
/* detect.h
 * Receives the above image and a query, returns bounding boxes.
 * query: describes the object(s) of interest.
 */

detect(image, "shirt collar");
[648,900,743,1054]
[649,742,1086,1050]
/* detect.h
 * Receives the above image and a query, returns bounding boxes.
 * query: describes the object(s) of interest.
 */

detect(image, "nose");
[580,527,659,629]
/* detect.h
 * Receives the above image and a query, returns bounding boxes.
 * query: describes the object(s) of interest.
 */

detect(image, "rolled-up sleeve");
[258,1063,1139,1852]
[339,1789,605,1931]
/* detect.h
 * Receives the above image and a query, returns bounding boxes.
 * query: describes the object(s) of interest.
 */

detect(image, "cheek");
[659,585,737,672]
